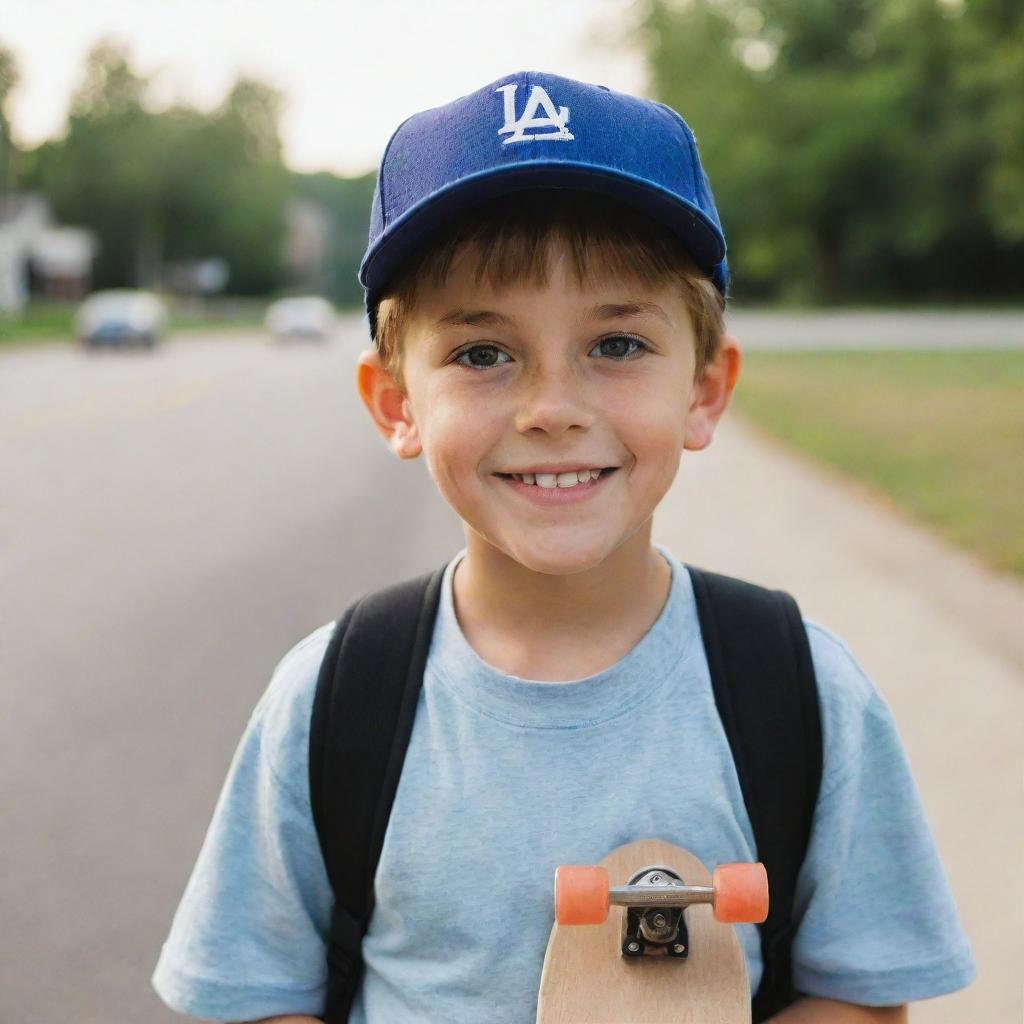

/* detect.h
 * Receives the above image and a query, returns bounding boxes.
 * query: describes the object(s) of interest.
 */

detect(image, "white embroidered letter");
[495,83,574,145]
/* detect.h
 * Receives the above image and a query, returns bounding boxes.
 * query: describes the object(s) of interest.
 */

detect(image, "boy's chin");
[494,536,620,577]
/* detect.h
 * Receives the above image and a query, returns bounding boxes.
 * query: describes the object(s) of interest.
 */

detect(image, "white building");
[0,194,96,312]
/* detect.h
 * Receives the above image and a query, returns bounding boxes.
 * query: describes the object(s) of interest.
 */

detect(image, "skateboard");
[536,839,768,1023]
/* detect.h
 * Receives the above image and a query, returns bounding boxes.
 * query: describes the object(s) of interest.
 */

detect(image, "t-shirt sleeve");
[790,620,977,1006]
[151,623,336,1022]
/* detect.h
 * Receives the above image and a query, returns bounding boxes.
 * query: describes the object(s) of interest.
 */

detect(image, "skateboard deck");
[536,839,765,1023]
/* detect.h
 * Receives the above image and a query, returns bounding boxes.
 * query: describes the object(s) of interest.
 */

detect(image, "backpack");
[309,562,822,1023]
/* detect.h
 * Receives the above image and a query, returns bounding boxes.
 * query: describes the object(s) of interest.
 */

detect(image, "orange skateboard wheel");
[712,862,769,923]
[555,865,610,925]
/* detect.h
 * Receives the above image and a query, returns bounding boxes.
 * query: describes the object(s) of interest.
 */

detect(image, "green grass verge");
[0,300,266,346]
[732,350,1024,578]
[0,302,77,343]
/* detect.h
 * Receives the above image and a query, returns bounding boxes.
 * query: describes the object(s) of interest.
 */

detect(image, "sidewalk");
[726,308,1024,350]
[655,412,1024,1022]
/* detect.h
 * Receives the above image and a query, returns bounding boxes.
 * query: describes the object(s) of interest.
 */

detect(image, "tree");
[639,0,1024,303]
[292,169,376,307]
[29,41,168,285]
[203,79,289,293]
[0,45,19,194]
[25,40,290,294]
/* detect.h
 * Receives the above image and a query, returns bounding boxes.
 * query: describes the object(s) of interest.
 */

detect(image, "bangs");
[406,190,701,295]
[374,189,726,386]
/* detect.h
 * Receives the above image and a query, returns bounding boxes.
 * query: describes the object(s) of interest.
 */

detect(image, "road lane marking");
[0,376,216,443]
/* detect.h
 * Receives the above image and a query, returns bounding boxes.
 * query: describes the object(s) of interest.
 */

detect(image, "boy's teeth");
[514,469,601,487]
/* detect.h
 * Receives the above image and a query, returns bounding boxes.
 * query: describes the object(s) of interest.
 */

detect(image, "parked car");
[264,296,336,341]
[76,289,167,348]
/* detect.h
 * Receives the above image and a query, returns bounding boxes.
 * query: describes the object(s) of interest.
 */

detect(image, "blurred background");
[1,1,1021,1022]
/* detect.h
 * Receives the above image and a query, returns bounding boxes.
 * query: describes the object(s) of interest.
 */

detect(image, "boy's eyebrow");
[433,301,672,331]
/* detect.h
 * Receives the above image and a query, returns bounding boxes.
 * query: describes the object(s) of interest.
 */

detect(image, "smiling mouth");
[495,468,617,488]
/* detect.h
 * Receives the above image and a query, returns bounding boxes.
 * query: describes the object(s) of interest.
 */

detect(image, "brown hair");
[373,189,726,390]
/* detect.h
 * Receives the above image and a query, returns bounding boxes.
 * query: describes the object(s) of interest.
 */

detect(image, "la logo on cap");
[495,83,574,145]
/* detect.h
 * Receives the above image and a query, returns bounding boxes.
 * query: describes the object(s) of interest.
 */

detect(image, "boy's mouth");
[495,467,617,489]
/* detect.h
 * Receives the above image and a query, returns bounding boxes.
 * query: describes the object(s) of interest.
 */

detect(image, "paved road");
[2,317,1019,1022]
[1,330,465,1023]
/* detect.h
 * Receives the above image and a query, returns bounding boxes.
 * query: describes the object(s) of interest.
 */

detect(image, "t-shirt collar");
[427,543,698,729]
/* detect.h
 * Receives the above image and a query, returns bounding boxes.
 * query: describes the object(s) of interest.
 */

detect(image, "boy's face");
[359,241,740,577]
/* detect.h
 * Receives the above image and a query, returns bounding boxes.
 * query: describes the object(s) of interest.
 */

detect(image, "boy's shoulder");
[801,616,904,796]
[248,621,336,787]
[802,618,877,710]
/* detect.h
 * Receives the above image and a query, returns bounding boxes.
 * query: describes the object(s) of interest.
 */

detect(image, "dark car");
[76,290,167,348]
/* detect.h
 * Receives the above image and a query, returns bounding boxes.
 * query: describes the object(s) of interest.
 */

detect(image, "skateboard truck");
[555,858,768,962]
[540,842,764,1023]
[619,864,692,958]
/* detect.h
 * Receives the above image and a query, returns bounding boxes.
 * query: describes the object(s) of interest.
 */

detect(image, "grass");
[0,301,77,343]
[731,350,1024,578]
[0,299,266,346]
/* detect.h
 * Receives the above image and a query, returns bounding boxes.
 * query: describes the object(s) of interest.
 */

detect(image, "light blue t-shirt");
[152,545,975,1021]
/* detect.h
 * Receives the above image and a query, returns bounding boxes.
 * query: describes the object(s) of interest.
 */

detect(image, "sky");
[1,0,648,177]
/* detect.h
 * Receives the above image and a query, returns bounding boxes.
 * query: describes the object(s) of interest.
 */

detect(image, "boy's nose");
[514,366,596,436]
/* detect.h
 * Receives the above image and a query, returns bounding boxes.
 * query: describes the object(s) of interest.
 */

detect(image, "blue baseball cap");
[359,70,728,335]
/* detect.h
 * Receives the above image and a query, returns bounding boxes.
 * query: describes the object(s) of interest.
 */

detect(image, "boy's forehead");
[429,299,676,334]
[410,251,684,336]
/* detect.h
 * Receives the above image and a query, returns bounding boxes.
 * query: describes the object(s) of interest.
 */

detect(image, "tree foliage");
[292,170,376,308]
[0,45,18,193]
[639,0,1024,303]
[24,40,288,293]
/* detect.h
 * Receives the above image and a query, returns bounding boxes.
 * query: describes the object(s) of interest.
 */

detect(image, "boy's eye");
[452,334,648,369]
[454,344,511,369]
[590,334,648,360]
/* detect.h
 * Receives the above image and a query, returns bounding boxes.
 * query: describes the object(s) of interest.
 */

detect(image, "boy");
[153,71,975,1023]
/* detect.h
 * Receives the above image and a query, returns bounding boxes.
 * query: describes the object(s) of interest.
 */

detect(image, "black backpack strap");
[687,565,822,1023]
[308,564,445,1024]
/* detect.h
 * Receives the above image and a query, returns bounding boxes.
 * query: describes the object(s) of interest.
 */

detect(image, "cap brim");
[359,162,726,301]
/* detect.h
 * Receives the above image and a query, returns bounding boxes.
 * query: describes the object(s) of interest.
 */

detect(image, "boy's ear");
[355,348,422,459]
[683,332,742,452]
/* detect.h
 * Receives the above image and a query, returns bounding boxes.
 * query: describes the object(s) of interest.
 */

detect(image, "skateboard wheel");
[555,865,610,925]
[712,862,769,924]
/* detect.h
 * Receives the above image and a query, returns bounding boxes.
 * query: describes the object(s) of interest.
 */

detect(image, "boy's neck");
[451,528,672,683]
